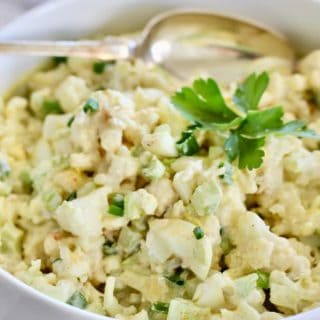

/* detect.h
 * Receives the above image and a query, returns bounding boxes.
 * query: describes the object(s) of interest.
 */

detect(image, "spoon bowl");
[0,9,294,82]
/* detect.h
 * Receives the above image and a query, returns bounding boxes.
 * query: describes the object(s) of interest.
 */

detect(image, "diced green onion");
[218,161,233,185]
[41,99,63,118]
[67,291,87,309]
[151,302,170,314]
[93,61,107,74]
[220,227,234,255]
[67,115,75,127]
[65,191,77,201]
[166,268,185,286]
[193,226,205,240]
[92,60,115,74]
[102,240,118,256]
[19,170,33,192]
[83,98,99,114]
[108,193,124,216]
[256,270,270,289]
[53,56,68,65]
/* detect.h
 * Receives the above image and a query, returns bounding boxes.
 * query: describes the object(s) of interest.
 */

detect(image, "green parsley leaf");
[41,99,63,118]
[224,133,239,162]
[83,98,99,114]
[233,72,269,112]
[176,124,200,156]
[108,193,124,216]
[171,78,241,130]
[239,107,284,138]
[172,72,320,171]
[67,291,87,309]
[225,133,265,170]
[193,226,205,240]
[255,270,270,289]
[238,135,265,170]
[276,120,320,138]
[151,302,170,314]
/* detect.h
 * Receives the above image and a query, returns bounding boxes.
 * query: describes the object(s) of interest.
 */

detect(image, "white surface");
[0,0,320,319]
[0,0,45,28]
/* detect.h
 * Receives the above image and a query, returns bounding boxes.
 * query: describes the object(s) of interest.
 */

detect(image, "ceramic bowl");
[0,0,320,319]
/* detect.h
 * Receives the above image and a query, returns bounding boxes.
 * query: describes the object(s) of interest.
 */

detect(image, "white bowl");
[1,0,320,319]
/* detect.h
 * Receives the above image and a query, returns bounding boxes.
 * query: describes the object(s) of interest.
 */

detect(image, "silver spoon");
[0,9,294,82]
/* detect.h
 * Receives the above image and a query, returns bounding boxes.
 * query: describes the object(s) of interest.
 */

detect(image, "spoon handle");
[0,37,135,60]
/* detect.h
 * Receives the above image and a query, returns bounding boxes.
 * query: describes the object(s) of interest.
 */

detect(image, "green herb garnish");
[176,123,200,156]
[218,161,233,185]
[92,60,114,74]
[193,226,205,240]
[41,99,63,118]
[108,193,125,216]
[171,72,320,169]
[67,291,87,309]
[83,98,99,114]
[93,61,107,74]
[256,270,270,289]
[102,240,118,256]
[67,115,75,127]
[166,267,185,286]
[19,170,33,192]
[53,56,68,65]
[220,227,234,255]
[65,191,77,201]
[151,302,170,314]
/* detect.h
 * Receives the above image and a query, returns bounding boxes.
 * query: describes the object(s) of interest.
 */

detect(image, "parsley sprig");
[172,72,320,169]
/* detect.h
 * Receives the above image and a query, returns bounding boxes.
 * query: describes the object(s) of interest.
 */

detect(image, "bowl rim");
[0,3,112,319]
[1,1,320,320]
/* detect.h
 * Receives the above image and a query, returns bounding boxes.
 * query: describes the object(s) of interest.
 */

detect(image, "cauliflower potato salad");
[2,49,320,320]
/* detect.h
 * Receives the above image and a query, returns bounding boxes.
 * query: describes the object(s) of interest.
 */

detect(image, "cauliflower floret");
[16,260,78,303]
[227,212,311,279]
[54,186,109,249]
[147,178,178,216]
[172,159,202,202]
[193,272,233,311]
[104,276,136,317]
[270,271,320,314]
[30,87,51,115]
[167,298,211,320]
[257,136,301,195]
[98,146,139,188]
[191,180,222,216]
[146,218,212,280]
[298,50,320,90]
[142,124,178,157]
[124,189,158,220]
[100,126,123,153]
[53,244,91,282]
[220,301,260,320]
[55,75,90,112]
[120,270,169,303]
